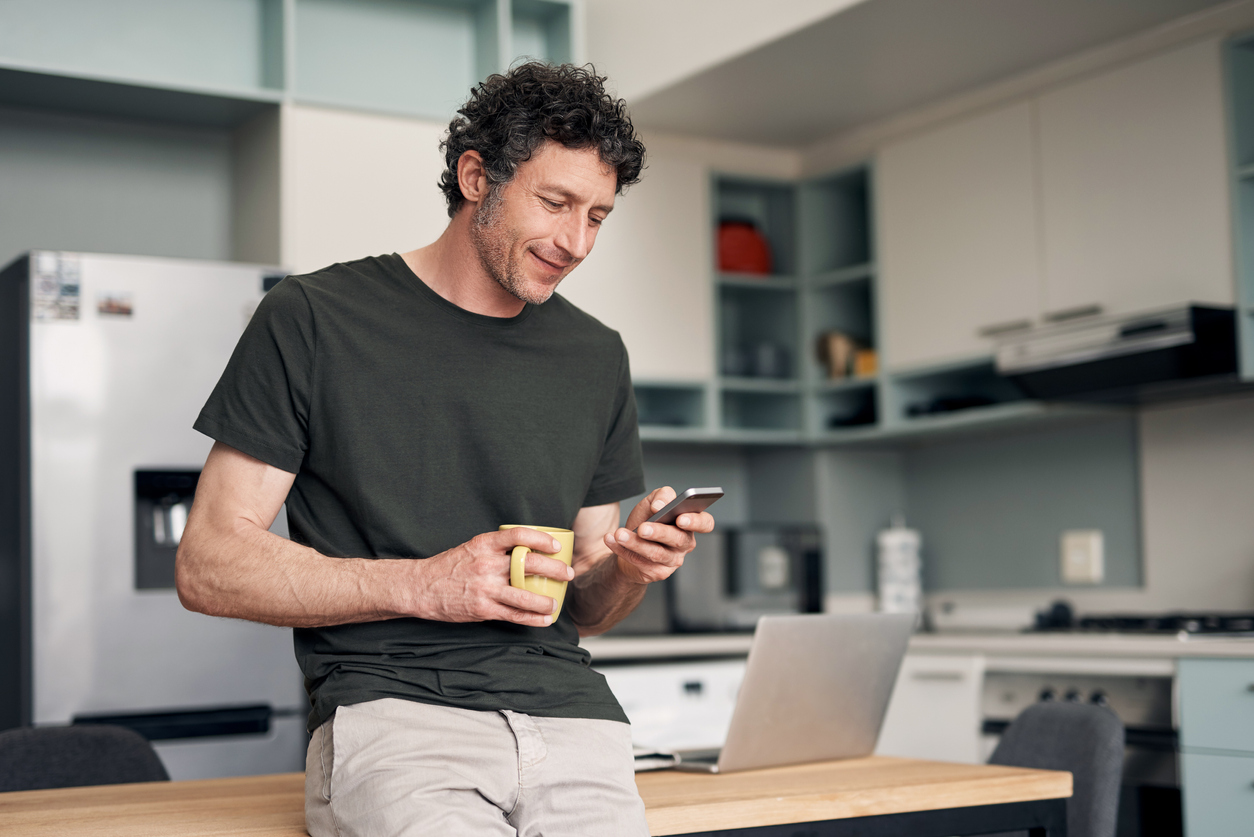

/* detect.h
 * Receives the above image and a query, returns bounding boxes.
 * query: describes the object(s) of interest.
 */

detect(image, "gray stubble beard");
[469,184,554,306]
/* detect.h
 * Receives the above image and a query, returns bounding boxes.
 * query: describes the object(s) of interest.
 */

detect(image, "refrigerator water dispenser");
[134,469,199,590]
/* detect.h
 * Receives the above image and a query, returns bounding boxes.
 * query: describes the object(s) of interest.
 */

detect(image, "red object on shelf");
[717,220,773,274]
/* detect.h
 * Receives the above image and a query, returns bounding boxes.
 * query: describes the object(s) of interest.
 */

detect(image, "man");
[175,63,713,836]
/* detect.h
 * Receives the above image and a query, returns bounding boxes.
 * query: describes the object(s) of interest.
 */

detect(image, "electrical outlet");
[1061,530,1104,585]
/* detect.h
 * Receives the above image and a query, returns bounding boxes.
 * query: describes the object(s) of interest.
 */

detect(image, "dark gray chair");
[0,724,169,792]
[989,701,1125,837]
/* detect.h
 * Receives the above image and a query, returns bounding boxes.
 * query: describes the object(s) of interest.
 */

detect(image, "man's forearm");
[176,516,415,628]
[567,551,648,637]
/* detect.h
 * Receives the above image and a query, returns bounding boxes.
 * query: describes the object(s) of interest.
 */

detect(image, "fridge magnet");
[31,251,80,321]
[97,293,134,317]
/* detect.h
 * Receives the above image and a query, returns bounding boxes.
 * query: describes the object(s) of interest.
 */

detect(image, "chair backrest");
[989,701,1124,837]
[0,724,170,792]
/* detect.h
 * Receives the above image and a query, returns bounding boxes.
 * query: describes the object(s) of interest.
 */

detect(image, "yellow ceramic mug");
[499,525,575,621]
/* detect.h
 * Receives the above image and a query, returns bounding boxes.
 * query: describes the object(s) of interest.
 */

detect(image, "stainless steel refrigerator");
[1,250,307,780]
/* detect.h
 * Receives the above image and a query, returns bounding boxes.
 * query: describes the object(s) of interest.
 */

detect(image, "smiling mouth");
[529,250,572,273]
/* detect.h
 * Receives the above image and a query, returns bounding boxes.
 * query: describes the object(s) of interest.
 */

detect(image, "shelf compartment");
[811,262,874,289]
[800,167,871,274]
[0,64,281,129]
[634,383,705,431]
[510,0,572,65]
[717,273,797,290]
[888,359,1027,424]
[720,391,802,433]
[813,383,878,433]
[293,0,493,119]
[714,176,797,277]
[638,425,714,443]
[719,377,801,393]
[0,0,285,97]
[816,376,878,393]
[807,279,876,383]
[718,284,799,379]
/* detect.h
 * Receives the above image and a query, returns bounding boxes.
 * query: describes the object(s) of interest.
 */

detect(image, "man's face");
[469,142,617,306]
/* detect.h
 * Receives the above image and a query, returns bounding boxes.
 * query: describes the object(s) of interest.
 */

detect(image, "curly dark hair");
[439,62,646,217]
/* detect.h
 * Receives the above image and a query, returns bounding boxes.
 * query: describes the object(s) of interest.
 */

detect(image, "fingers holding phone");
[605,487,721,584]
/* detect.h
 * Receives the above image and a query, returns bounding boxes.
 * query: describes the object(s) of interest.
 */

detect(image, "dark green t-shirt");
[194,253,644,731]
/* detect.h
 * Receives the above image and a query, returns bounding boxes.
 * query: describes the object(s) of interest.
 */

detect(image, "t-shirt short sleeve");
[193,277,314,473]
[581,341,645,508]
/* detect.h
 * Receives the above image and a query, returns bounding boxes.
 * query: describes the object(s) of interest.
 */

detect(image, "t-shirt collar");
[384,252,536,328]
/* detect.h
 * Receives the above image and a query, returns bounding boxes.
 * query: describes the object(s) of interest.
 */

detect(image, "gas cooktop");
[1034,609,1254,636]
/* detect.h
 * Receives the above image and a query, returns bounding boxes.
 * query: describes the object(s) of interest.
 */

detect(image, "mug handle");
[510,545,530,589]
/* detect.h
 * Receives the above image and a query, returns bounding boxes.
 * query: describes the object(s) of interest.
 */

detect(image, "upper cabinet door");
[558,152,714,382]
[280,104,452,275]
[878,102,1041,371]
[1038,39,1233,319]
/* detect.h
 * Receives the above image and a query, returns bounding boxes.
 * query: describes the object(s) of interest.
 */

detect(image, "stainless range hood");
[995,304,1238,403]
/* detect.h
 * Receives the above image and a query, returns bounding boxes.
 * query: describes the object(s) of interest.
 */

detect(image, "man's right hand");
[408,528,575,627]
[177,442,576,630]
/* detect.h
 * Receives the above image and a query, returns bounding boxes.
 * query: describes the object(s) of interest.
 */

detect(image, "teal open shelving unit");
[632,160,1128,448]
[0,0,582,127]
[710,174,804,438]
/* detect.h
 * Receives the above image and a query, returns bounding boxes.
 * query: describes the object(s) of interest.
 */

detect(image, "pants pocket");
[318,715,335,802]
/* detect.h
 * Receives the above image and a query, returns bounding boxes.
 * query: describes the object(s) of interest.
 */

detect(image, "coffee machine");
[608,525,824,634]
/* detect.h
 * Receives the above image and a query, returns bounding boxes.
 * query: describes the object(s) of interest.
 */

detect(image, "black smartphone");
[640,487,723,528]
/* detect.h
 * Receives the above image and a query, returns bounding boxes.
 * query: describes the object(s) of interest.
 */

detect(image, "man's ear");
[457,150,489,205]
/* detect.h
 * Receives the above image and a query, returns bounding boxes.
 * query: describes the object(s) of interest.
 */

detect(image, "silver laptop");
[674,612,914,773]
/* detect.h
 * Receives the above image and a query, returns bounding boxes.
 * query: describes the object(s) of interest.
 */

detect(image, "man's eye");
[544,199,562,209]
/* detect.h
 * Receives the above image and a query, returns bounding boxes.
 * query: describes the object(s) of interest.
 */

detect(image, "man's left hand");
[602,487,716,585]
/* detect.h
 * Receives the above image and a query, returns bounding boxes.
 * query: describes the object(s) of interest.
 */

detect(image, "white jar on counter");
[876,514,922,614]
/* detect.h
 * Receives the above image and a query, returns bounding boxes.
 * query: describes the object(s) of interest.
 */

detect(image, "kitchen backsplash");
[637,393,1254,614]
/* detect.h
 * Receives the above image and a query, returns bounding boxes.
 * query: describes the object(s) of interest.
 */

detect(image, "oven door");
[981,670,1181,837]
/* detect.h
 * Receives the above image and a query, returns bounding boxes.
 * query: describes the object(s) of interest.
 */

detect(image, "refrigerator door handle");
[71,704,301,741]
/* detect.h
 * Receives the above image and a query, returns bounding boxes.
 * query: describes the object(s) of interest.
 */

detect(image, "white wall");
[557,145,713,382]
[585,0,864,102]
[280,104,450,275]
[563,131,801,382]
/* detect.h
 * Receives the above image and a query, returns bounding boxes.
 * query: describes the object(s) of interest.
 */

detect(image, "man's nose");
[553,214,592,262]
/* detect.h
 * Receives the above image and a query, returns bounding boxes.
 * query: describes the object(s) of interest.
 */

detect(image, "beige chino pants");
[305,697,649,837]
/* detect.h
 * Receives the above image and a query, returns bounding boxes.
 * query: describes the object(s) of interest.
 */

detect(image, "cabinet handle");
[977,319,1032,338]
[911,671,965,682]
[1043,304,1103,323]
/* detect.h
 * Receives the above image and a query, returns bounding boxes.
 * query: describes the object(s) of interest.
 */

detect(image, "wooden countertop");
[908,631,1254,659]
[0,757,1071,837]
[584,630,1254,664]
[638,755,1071,835]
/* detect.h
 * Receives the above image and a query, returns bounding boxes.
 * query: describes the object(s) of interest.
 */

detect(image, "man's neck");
[400,212,526,319]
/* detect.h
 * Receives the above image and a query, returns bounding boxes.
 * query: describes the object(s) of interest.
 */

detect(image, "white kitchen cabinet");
[1179,657,1254,835]
[875,653,984,763]
[877,102,1041,371]
[1038,39,1233,320]
[279,104,451,275]
[561,152,715,383]
[597,659,746,751]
